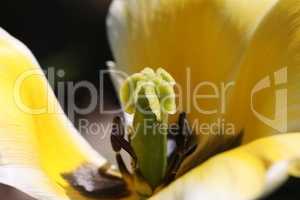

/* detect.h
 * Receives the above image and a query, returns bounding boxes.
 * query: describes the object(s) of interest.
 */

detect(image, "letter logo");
[251,67,287,132]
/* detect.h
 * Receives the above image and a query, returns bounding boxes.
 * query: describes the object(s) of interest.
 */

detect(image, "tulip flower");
[107,0,300,199]
[0,0,299,200]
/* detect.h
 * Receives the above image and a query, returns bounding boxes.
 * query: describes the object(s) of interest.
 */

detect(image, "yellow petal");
[227,0,300,143]
[107,0,278,172]
[150,133,300,200]
[0,28,109,199]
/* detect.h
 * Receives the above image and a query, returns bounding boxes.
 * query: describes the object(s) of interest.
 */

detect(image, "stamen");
[164,112,197,184]
[111,116,137,161]
[110,116,136,187]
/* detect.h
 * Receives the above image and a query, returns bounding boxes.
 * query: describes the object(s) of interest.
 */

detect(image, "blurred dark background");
[1,0,112,80]
[0,0,299,199]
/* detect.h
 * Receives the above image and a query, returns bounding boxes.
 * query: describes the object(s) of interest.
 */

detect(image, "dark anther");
[110,116,137,187]
[164,112,197,184]
[176,112,193,150]
[228,130,244,149]
[116,153,132,181]
[111,116,137,161]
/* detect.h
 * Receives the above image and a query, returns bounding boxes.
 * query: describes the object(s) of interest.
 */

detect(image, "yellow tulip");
[107,0,300,199]
[0,0,299,199]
